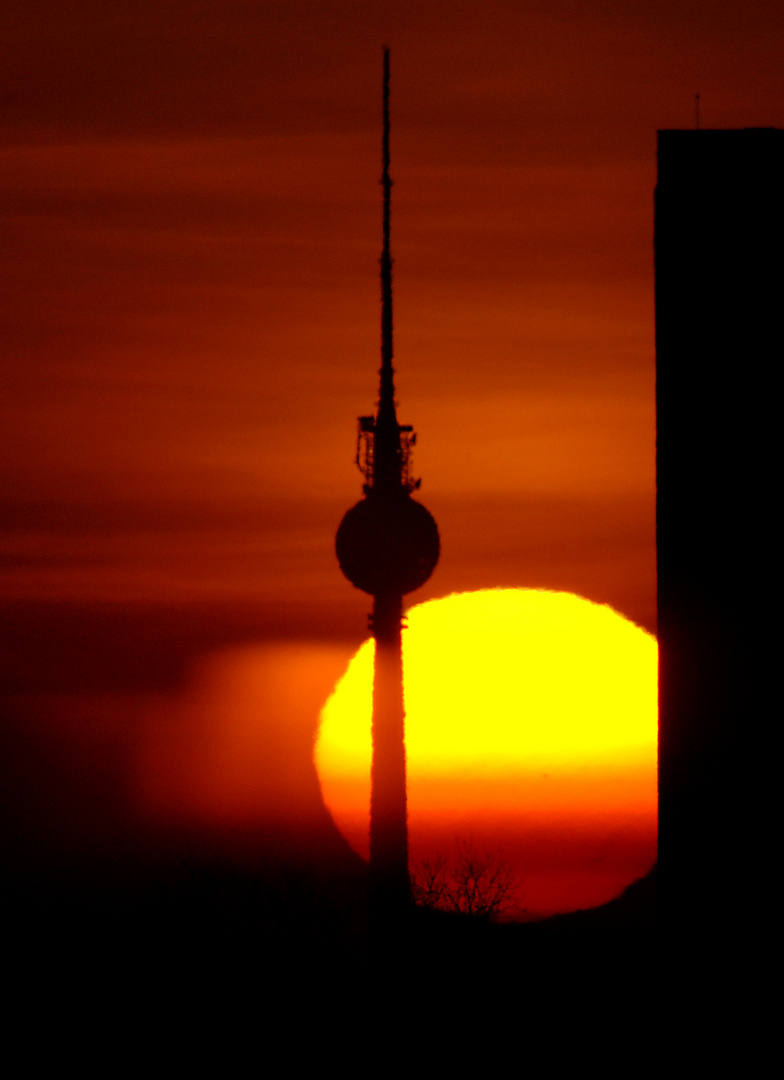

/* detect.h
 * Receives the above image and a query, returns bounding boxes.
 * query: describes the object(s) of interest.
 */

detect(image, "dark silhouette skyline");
[655,127,781,953]
[3,11,779,1023]
[335,50,439,920]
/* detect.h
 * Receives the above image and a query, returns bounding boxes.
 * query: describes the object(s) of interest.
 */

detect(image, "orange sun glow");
[315,588,657,918]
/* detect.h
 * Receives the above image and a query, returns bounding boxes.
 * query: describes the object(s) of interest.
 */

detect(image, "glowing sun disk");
[315,588,657,918]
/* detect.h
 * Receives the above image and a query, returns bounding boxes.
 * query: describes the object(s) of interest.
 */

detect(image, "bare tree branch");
[411,838,524,921]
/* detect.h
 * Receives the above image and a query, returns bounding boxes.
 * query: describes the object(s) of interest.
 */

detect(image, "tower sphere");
[336,491,440,596]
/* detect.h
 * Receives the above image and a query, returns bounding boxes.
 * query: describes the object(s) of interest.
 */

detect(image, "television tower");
[335,49,440,919]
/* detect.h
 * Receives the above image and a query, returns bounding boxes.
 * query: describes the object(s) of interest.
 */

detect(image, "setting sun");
[316,588,657,917]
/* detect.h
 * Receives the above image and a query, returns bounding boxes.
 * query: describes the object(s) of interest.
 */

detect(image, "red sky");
[1,1,780,895]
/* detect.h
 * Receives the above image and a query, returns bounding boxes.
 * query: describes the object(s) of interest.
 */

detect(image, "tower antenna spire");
[380,45,393,391]
[373,45,402,492]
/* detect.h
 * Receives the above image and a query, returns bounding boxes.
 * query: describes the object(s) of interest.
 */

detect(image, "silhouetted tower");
[335,50,440,917]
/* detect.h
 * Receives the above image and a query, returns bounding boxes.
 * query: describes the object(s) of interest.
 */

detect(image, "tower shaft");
[369,589,409,911]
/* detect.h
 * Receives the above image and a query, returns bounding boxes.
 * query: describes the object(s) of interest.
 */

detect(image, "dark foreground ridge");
[4,853,655,1021]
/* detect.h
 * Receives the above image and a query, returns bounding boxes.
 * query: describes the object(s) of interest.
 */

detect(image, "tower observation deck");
[335,49,440,919]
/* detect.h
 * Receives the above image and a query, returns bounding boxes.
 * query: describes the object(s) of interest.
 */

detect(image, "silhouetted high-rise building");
[655,129,781,932]
[335,50,440,920]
